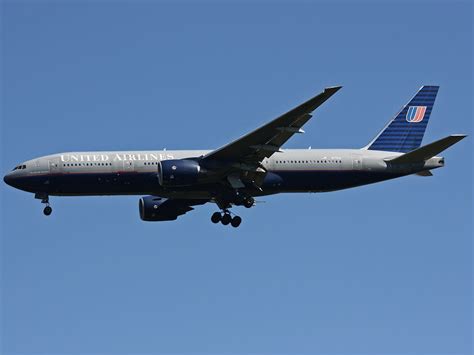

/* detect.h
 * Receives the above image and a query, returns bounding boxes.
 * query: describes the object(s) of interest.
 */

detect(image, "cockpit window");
[12,165,26,171]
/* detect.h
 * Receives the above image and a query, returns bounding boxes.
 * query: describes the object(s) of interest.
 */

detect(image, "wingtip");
[325,85,343,91]
[451,134,468,138]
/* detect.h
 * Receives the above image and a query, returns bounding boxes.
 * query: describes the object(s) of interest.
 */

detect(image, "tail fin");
[365,85,439,152]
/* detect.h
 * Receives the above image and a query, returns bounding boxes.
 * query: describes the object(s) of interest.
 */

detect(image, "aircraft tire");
[221,213,231,225]
[244,198,254,208]
[43,206,52,216]
[211,212,222,224]
[231,216,242,228]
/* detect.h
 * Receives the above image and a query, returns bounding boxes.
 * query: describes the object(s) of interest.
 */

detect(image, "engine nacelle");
[139,196,179,221]
[158,159,201,187]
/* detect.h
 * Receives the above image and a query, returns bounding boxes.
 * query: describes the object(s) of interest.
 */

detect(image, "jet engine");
[139,196,190,221]
[157,159,202,187]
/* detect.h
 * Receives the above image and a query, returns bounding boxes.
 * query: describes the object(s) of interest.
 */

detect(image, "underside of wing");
[139,196,208,221]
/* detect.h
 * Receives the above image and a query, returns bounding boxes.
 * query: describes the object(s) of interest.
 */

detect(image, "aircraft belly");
[270,170,403,192]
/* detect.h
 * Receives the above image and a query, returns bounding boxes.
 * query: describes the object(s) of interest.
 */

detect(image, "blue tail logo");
[366,86,439,153]
[406,106,427,123]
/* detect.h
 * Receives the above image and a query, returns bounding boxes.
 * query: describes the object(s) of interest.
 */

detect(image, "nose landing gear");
[35,193,52,216]
[210,210,242,228]
[43,205,52,216]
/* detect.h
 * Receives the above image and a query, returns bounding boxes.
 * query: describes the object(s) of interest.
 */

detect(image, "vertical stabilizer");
[365,86,439,152]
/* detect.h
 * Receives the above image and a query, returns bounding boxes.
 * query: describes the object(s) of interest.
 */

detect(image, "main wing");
[202,86,342,165]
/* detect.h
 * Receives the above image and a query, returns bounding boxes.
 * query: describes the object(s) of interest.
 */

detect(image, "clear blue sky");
[1,1,472,354]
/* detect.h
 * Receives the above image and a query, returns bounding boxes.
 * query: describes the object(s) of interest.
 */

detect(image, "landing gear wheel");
[243,197,254,208]
[36,194,52,216]
[43,206,52,216]
[211,212,222,224]
[231,216,242,228]
[221,213,231,225]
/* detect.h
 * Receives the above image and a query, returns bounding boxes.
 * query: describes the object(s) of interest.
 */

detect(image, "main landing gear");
[242,196,254,209]
[211,210,242,228]
[35,193,52,216]
[211,192,254,228]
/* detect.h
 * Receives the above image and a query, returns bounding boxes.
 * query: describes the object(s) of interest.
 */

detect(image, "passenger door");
[49,158,61,174]
[123,160,134,172]
[352,154,363,170]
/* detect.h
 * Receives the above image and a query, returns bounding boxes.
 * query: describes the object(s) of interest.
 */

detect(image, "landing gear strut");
[35,193,52,216]
[210,210,242,228]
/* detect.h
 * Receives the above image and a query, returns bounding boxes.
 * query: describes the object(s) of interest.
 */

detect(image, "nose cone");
[4,173,16,188]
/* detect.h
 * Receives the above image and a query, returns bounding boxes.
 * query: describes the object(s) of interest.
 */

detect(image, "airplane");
[3,85,467,227]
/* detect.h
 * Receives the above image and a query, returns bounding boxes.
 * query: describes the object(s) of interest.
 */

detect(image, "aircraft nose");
[4,173,15,187]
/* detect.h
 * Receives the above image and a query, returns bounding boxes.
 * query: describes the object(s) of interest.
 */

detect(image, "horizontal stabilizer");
[386,134,467,164]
